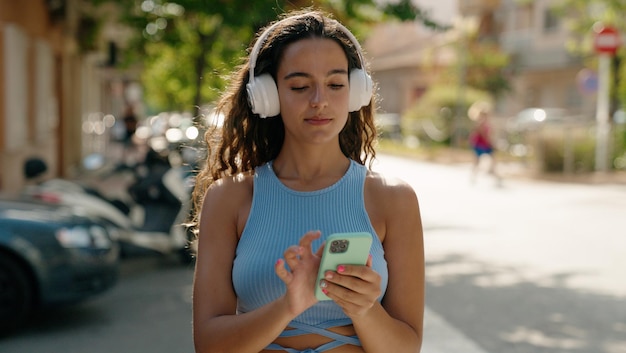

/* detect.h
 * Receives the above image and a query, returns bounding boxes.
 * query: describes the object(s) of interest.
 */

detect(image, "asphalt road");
[0,255,195,353]
[374,154,626,353]
[1,154,625,353]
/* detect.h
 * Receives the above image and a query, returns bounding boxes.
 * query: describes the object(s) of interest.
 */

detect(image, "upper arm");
[370,175,425,335]
[192,176,251,331]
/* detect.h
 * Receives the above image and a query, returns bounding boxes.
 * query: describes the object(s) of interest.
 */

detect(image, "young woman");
[191,9,424,353]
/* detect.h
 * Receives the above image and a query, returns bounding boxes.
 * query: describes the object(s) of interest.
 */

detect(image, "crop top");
[232,159,388,352]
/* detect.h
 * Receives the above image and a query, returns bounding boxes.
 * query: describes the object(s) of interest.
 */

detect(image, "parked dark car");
[0,197,120,334]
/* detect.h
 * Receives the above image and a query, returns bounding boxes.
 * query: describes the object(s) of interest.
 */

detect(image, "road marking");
[422,307,489,353]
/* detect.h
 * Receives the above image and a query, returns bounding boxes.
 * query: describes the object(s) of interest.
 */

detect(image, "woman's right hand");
[274,230,323,317]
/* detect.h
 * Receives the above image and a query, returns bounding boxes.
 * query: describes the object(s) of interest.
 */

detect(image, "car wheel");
[0,254,35,334]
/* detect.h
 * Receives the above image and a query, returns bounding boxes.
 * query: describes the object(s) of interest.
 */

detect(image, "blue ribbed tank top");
[232,159,388,326]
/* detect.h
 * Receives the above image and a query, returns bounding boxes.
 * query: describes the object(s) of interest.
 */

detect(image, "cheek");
[277,92,303,117]
[335,92,350,111]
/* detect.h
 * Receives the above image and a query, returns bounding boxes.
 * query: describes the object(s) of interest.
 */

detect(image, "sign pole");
[592,24,621,172]
[595,53,611,172]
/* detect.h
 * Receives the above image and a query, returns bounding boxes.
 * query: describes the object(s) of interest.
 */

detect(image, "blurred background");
[1,1,625,352]
[1,0,625,191]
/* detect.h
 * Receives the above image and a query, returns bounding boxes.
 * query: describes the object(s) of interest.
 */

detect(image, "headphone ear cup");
[246,73,280,118]
[348,68,373,112]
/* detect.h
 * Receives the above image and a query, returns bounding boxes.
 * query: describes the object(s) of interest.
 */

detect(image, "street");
[374,154,626,353]
[0,255,195,353]
[1,154,625,353]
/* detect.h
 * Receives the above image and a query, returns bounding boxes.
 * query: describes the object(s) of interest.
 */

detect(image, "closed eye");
[291,84,344,92]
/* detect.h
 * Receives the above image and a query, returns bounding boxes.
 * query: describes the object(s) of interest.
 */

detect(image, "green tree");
[463,41,510,99]
[554,0,626,111]
[94,0,444,122]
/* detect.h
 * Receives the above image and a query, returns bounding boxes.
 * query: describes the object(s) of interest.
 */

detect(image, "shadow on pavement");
[425,253,626,353]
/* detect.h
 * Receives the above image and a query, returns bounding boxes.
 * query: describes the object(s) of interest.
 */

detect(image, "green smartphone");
[315,232,373,301]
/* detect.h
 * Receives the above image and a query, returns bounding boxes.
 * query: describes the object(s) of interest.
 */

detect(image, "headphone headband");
[246,13,373,118]
[248,15,367,86]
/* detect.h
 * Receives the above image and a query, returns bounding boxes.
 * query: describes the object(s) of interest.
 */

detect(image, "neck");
[272,145,350,190]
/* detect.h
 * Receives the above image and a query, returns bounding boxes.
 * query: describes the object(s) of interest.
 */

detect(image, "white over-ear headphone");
[246,15,373,118]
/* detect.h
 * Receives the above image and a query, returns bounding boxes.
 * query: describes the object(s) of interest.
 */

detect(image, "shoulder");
[363,169,422,245]
[198,171,255,241]
[201,172,254,215]
[365,169,418,205]
[363,169,420,231]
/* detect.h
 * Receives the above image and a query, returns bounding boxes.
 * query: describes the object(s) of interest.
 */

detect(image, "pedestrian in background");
[468,101,500,184]
[190,9,424,353]
[122,106,138,147]
[116,105,139,169]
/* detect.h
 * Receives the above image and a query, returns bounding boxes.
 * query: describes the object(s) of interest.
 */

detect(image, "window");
[543,8,560,33]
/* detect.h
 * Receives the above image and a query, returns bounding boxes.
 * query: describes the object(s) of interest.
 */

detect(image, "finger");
[337,263,379,283]
[283,245,303,270]
[299,230,321,247]
[366,254,373,267]
[327,265,381,296]
[323,275,379,312]
[320,279,361,306]
[275,258,292,283]
[315,242,325,257]
[299,231,321,258]
[336,264,370,280]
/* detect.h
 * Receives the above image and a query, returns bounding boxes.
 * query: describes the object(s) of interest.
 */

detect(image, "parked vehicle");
[506,107,590,132]
[124,147,196,261]
[22,151,195,263]
[0,197,120,334]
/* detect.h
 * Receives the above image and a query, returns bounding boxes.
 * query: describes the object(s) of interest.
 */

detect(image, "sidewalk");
[422,307,489,353]
[393,147,626,186]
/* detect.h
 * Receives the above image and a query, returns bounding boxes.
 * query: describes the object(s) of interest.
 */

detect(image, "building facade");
[367,0,598,120]
[0,0,132,192]
[493,0,595,118]
[461,0,601,118]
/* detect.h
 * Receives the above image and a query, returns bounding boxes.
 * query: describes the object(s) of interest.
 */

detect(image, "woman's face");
[276,37,350,145]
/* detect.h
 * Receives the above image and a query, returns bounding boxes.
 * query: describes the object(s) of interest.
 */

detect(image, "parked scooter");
[22,157,135,233]
[124,147,195,261]
[22,150,195,263]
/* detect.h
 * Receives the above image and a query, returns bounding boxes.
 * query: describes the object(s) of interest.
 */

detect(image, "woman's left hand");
[319,255,381,318]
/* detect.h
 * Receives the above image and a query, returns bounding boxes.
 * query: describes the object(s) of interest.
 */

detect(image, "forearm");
[193,296,294,353]
[352,303,422,353]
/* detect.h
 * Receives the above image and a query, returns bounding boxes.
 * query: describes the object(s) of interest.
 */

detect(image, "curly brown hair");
[189,9,378,238]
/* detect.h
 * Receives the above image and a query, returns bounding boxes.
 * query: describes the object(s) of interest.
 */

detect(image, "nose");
[310,84,328,108]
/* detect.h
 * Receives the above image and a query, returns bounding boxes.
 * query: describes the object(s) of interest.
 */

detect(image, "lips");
[305,116,332,125]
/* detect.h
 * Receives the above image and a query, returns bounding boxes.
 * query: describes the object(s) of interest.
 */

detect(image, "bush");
[611,123,626,170]
[534,124,626,173]
[401,85,492,146]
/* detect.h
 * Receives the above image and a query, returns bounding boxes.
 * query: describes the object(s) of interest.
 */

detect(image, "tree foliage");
[91,0,443,119]
[463,41,510,99]
[553,0,626,110]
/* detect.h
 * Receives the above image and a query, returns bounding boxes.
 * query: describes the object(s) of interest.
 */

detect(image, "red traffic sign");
[594,25,621,55]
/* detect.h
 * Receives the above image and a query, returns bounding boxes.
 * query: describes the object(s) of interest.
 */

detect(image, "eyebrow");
[283,68,349,80]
